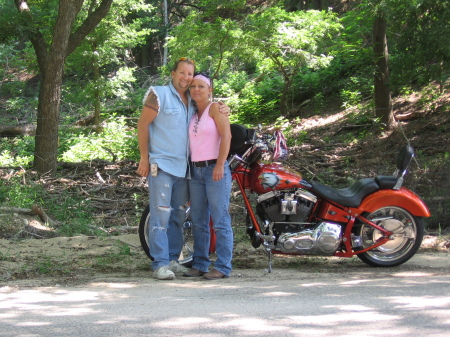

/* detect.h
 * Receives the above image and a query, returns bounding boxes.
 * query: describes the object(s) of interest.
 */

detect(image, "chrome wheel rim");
[360,206,417,262]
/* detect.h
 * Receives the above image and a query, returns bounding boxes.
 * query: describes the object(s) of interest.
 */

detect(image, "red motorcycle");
[139,125,431,271]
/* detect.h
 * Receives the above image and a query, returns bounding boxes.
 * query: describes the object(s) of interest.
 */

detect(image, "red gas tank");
[250,162,304,194]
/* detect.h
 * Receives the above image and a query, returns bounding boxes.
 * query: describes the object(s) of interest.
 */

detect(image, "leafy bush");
[60,117,139,163]
[0,136,35,167]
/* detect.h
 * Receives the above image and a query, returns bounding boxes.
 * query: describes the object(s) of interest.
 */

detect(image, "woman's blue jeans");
[188,163,233,276]
[147,170,188,270]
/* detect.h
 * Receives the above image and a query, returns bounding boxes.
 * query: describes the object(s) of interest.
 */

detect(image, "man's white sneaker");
[169,260,189,274]
[153,266,175,280]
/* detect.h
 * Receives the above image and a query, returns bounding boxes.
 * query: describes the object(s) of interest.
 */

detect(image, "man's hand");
[218,101,231,116]
[136,159,150,177]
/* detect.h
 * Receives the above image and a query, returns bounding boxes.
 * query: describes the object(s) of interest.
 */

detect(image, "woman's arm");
[210,103,232,181]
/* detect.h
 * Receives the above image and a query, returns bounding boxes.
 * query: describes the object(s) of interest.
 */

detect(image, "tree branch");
[67,0,114,56]
[13,0,49,72]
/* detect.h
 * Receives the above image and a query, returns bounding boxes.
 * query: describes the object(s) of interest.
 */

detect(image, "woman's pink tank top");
[189,103,221,161]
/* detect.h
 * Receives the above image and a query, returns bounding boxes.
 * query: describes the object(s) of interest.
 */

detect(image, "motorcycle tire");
[355,206,424,267]
[138,205,194,267]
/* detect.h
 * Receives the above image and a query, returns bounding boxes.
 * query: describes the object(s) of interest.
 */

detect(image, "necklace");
[193,113,202,134]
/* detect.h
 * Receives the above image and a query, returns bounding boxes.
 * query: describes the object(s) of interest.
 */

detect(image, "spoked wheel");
[138,205,194,267]
[355,206,424,267]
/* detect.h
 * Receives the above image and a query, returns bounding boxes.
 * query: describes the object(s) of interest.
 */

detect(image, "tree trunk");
[92,40,101,126]
[163,0,168,66]
[88,2,101,126]
[34,0,84,175]
[373,13,395,129]
[280,77,293,116]
[14,0,113,175]
[34,72,63,175]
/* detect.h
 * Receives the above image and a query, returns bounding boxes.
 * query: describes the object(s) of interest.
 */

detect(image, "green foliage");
[351,0,450,92]
[0,174,44,207]
[340,76,374,108]
[0,43,38,110]
[167,6,343,121]
[0,136,35,167]
[243,8,343,114]
[0,172,99,236]
[104,66,139,100]
[0,117,139,167]
[57,222,101,238]
[387,0,450,88]
[166,14,252,76]
[60,117,139,163]
[66,0,155,72]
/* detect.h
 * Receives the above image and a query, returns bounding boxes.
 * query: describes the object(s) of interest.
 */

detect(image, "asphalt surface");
[1,252,449,337]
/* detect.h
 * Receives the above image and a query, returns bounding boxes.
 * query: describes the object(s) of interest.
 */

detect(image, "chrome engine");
[275,222,342,255]
[256,189,342,256]
[256,189,317,223]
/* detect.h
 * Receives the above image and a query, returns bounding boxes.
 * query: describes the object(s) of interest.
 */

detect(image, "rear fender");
[350,187,431,217]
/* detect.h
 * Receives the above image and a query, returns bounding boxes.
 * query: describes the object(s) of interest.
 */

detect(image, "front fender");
[351,187,431,217]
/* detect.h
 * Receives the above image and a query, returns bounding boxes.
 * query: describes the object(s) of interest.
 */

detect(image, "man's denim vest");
[144,82,195,178]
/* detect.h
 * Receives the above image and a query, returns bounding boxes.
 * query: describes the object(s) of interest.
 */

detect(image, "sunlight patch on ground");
[292,111,350,132]
[386,296,450,309]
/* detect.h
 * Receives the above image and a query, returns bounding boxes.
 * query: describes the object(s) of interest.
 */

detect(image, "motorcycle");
[139,124,431,271]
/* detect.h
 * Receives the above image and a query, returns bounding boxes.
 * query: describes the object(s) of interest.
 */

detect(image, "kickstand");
[265,250,273,273]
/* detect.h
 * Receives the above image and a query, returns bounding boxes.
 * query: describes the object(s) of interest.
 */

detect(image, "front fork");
[235,172,277,272]
[244,206,276,272]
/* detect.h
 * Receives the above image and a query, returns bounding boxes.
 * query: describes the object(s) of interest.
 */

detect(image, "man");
[136,58,228,280]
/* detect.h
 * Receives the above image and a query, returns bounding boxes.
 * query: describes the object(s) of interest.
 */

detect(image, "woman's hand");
[212,164,224,181]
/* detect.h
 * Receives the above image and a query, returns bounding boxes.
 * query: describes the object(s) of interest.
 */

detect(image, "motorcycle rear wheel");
[355,206,424,267]
[138,205,194,267]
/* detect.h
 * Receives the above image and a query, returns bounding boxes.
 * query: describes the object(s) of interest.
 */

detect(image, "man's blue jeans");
[147,170,188,270]
[188,163,233,276]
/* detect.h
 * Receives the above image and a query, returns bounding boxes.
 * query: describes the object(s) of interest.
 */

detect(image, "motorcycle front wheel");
[138,205,194,267]
[355,206,424,267]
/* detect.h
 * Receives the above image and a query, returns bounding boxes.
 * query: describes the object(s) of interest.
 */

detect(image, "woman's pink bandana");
[193,74,211,87]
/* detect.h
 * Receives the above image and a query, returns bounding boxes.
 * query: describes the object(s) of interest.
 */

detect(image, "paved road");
[1,253,449,337]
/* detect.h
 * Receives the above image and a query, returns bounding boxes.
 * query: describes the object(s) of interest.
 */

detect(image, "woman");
[183,73,233,280]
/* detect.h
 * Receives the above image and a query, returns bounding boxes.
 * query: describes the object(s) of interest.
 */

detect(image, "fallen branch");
[0,205,59,229]
[31,204,60,227]
[0,206,34,214]
[108,226,138,234]
[0,125,36,137]
[395,112,420,121]
[75,114,95,126]
[88,224,109,233]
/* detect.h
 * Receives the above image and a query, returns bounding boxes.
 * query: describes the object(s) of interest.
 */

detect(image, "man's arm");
[136,91,159,177]
[218,101,231,115]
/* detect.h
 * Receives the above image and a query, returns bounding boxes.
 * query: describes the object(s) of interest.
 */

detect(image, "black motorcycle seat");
[375,175,398,189]
[310,178,380,208]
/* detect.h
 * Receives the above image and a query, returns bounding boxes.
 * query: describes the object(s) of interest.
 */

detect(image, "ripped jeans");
[147,169,188,270]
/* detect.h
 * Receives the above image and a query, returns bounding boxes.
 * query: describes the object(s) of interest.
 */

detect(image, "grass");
[0,172,103,237]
